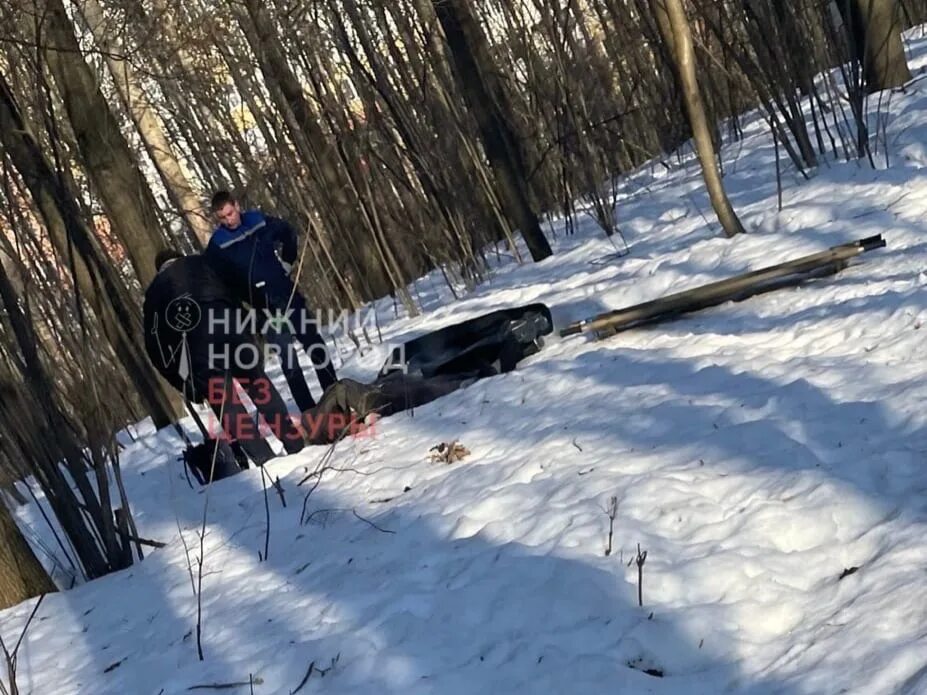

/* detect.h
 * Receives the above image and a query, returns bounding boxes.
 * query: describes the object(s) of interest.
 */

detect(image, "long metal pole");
[560,235,886,338]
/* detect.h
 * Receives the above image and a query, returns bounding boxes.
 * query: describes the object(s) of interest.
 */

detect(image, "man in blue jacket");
[205,190,337,411]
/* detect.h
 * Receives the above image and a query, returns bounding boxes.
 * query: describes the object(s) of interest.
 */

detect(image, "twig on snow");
[302,508,395,534]
[352,509,395,534]
[187,676,264,690]
[291,654,341,694]
[273,476,286,508]
[0,593,46,695]
[298,439,343,523]
[166,459,197,596]
[302,508,341,527]
[259,466,271,562]
[290,661,315,695]
[299,472,327,526]
[195,383,230,661]
[604,496,618,556]
[635,543,648,607]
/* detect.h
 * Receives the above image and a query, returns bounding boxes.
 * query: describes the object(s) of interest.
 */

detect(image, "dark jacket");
[204,210,300,310]
[143,255,249,396]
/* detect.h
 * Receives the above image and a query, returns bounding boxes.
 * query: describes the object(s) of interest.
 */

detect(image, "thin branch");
[260,466,270,562]
[272,476,286,508]
[604,496,618,556]
[352,509,395,534]
[636,543,648,608]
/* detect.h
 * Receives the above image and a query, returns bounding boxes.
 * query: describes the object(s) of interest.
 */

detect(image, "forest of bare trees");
[0,0,923,607]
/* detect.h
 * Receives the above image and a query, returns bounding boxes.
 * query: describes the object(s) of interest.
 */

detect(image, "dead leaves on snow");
[427,441,470,464]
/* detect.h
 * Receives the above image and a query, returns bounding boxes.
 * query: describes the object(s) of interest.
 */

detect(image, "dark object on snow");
[381,303,553,379]
[178,398,251,484]
[628,663,664,678]
[180,440,243,485]
[561,235,886,339]
[838,566,860,581]
[303,304,553,444]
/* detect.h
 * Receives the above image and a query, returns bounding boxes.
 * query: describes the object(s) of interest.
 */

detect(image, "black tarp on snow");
[304,303,553,443]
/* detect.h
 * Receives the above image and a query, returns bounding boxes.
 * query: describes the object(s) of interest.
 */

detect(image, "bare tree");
[840,0,912,93]
[651,0,746,238]
[0,496,55,610]
[432,0,553,262]
[37,0,170,287]
[75,0,212,246]
[0,74,180,428]
[0,269,135,581]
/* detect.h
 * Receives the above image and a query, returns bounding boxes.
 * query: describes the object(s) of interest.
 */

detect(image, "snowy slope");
[6,31,927,695]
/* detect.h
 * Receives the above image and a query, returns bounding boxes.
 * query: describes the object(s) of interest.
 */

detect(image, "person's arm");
[143,300,185,394]
[265,215,300,266]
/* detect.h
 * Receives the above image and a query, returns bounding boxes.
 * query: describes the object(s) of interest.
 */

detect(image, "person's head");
[155,248,183,272]
[210,190,242,230]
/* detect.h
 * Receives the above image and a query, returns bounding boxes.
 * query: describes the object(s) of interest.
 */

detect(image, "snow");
[6,31,927,695]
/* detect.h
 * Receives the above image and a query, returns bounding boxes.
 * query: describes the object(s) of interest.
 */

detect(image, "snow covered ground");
[6,31,927,695]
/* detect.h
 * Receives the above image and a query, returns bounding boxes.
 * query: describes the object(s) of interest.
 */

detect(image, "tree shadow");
[9,403,806,694]
[523,341,927,511]
[13,237,927,693]
[146,448,806,693]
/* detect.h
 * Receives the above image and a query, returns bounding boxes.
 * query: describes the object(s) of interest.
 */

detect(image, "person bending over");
[143,249,304,464]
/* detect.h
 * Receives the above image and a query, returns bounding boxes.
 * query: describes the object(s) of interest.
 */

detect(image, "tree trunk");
[77,0,211,246]
[0,498,56,610]
[237,0,395,299]
[840,0,912,93]
[432,0,553,262]
[144,0,259,200]
[0,266,112,579]
[39,0,169,287]
[0,74,180,429]
[651,0,746,238]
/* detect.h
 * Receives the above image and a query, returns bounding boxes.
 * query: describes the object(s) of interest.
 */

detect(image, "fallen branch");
[187,677,264,691]
[291,654,340,693]
[302,508,395,535]
[116,531,166,549]
[290,661,315,695]
[561,235,887,338]
[352,510,396,534]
